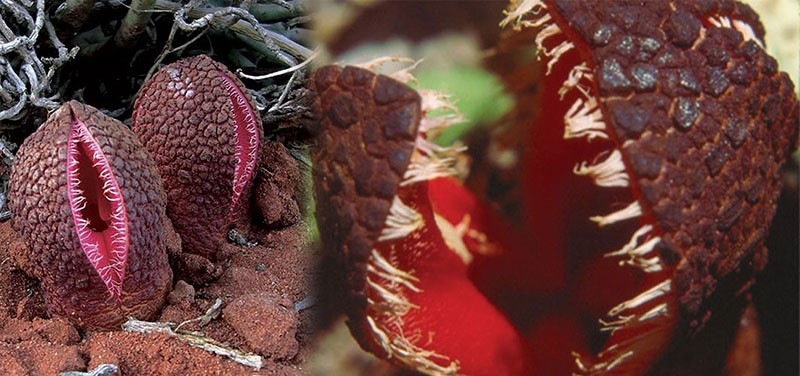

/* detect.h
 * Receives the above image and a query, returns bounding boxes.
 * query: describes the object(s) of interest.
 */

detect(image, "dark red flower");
[132,55,263,260]
[8,101,172,330]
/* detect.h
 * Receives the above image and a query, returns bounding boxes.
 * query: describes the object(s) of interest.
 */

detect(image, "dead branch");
[153,0,312,63]
[249,2,304,23]
[123,299,263,370]
[59,364,119,376]
[0,0,78,122]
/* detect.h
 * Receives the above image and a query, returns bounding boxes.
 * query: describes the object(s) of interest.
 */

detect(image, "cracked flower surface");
[132,55,263,261]
[8,101,172,330]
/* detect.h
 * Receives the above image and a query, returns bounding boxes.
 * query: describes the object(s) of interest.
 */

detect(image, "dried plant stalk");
[112,0,156,49]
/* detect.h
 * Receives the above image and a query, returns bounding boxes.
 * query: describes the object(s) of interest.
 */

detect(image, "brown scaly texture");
[132,55,264,260]
[7,101,172,330]
[547,0,799,332]
[309,65,421,340]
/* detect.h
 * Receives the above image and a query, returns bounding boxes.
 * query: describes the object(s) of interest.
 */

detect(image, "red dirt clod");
[1,317,81,345]
[7,101,172,330]
[0,341,85,375]
[167,280,196,309]
[223,292,300,360]
[254,141,302,228]
[132,54,264,261]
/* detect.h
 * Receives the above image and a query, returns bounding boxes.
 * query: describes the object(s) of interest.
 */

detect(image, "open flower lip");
[311,63,536,375]
[311,0,798,374]
[501,0,798,374]
[66,110,129,301]
[220,72,262,223]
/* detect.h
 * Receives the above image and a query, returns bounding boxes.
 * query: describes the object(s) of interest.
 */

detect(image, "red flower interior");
[507,7,678,374]
[312,2,799,367]
[363,177,532,375]
[220,72,261,220]
[66,116,129,301]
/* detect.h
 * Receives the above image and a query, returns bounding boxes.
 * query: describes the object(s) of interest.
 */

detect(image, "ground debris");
[59,363,119,376]
[122,299,263,370]
[0,0,78,124]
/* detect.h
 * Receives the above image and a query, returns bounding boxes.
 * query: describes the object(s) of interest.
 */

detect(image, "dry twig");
[153,0,312,63]
[0,0,78,122]
[122,299,263,370]
[59,364,119,376]
[140,0,310,94]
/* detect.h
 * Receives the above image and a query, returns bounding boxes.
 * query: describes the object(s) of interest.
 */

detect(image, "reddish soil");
[0,141,319,375]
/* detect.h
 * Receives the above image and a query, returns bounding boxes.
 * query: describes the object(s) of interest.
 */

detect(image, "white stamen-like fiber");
[605,351,635,371]
[588,291,672,373]
[638,303,669,323]
[499,0,548,29]
[366,247,458,374]
[620,240,662,272]
[559,63,594,99]
[599,314,634,334]
[530,18,574,75]
[355,57,422,84]
[574,150,629,188]
[418,89,464,135]
[527,11,553,28]
[500,0,572,74]
[379,196,424,241]
[368,249,421,293]
[564,97,608,141]
[590,201,642,227]
[419,89,457,114]
[605,225,664,273]
[731,20,763,48]
[708,15,732,28]
[604,225,653,257]
[400,78,466,186]
[543,41,575,75]
[367,277,419,316]
[402,137,466,186]
[419,114,465,135]
[366,316,459,375]
[607,279,672,317]
[534,22,562,51]
[585,281,673,372]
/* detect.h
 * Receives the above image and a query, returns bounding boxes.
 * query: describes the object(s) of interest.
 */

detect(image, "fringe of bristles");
[67,116,128,300]
[356,2,762,373]
[358,58,465,375]
[501,2,676,374]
